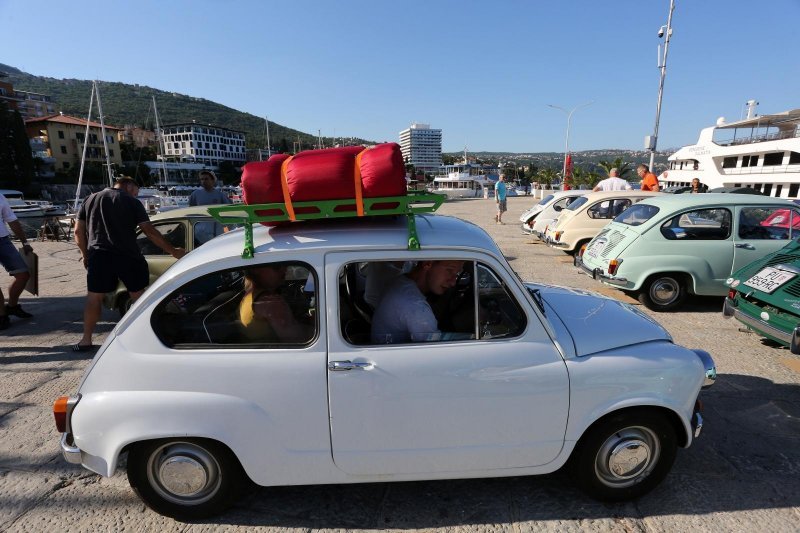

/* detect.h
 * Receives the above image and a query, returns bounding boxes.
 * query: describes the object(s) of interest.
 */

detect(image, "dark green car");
[723,238,800,353]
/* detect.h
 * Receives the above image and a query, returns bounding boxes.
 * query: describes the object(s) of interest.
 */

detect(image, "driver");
[371,260,464,344]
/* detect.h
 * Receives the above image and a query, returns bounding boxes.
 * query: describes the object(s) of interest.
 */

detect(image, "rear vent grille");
[781,278,800,298]
[765,254,800,267]
[601,231,627,258]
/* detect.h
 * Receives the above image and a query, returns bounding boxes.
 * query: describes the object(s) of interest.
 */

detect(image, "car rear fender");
[70,391,281,479]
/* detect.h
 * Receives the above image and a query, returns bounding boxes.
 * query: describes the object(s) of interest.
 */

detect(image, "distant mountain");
[0,63,372,151]
[443,149,671,172]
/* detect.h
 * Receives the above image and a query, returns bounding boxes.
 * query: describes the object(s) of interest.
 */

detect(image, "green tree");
[536,167,559,188]
[0,101,35,191]
[598,157,633,179]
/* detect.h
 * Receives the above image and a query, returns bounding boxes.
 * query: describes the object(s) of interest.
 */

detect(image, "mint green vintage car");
[574,194,800,311]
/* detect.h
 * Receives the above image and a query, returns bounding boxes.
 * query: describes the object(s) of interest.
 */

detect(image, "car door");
[325,251,569,476]
[732,205,800,273]
[136,220,189,282]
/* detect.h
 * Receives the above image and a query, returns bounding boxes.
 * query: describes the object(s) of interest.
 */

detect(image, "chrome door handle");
[735,243,755,250]
[328,360,373,371]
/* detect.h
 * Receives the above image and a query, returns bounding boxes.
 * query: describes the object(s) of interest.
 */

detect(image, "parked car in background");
[520,190,585,236]
[575,194,798,311]
[544,191,661,254]
[723,238,800,352]
[56,210,715,519]
[103,206,241,315]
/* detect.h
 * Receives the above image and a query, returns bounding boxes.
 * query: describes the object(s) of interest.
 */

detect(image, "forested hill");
[1,63,372,151]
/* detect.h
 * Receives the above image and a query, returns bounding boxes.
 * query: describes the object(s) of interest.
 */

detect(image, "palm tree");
[598,157,633,179]
[536,167,559,188]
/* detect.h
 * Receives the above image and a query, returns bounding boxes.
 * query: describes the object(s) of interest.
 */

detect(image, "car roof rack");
[208,191,445,258]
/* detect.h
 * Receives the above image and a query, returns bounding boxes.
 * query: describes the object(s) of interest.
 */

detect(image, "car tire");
[117,292,132,318]
[571,410,677,502]
[127,438,246,520]
[637,274,686,311]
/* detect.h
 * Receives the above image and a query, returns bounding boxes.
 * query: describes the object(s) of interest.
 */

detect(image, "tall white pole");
[548,101,593,190]
[265,116,271,158]
[74,83,96,210]
[649,0,676,171]
[94,81,114,187]
[152,96,168,185]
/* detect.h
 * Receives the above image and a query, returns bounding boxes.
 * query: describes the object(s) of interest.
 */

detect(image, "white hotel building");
[160,122,247,166]
[399,123,442,173]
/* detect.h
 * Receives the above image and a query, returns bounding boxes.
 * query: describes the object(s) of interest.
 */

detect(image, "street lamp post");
[647,0,676,171]
[548,101,594,190]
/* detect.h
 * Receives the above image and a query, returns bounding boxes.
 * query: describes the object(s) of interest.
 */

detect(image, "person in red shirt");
[636,164,660,192]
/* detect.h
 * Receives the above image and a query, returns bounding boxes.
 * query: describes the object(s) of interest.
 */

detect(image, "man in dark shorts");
[74,176,186,351]
[0,193,34,330]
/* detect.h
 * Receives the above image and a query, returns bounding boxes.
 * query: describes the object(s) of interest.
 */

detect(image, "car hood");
[526,282,672,356]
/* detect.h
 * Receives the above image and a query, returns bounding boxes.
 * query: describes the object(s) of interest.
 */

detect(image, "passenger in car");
[371,260,464,344]
[239,264,313,343]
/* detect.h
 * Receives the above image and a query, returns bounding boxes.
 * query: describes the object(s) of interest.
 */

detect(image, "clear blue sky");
[2,0,798,153]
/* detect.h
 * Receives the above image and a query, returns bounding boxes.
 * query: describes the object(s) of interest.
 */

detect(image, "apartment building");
[160,122,246,166]
[399,123,442,173]
[25,113,123,176]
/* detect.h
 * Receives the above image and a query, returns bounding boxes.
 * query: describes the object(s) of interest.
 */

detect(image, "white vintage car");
[54,207,715,520]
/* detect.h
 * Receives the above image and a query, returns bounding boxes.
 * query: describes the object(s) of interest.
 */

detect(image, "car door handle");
[328,361,373,371]
[735,243,755,250]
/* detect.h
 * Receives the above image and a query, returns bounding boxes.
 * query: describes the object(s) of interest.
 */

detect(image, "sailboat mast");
[94,81,114,186]
[152,96,167,186]
[265,116,271,158]
[74,82,96,211]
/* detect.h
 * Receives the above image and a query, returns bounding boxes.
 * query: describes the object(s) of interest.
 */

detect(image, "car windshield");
[538,194,555,206]
[614,204,660,226]
[566,196,589,211]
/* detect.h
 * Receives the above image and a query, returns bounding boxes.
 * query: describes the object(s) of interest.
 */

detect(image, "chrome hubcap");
[595,426,660,488]
[651,278,679,305]
[147,442,221,504]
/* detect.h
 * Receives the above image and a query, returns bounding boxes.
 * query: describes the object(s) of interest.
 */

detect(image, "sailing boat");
[71,80,115,212]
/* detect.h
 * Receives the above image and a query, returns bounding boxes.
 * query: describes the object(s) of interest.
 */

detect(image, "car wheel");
[117,292,132,318]
[572,410,677,502]
[638,274,686,311]
[127,438,245,520]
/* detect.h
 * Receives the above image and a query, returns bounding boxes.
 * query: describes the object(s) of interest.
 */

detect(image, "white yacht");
[0,190,45,218]
[432,162,498,199]
[662,101,800,198]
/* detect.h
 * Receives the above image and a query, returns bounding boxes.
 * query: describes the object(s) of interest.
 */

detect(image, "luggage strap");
[279,156,296,221]
[353,148,368,216]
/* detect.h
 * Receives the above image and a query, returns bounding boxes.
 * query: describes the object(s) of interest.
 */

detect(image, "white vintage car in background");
[520,190,586,237]
[54,209,715,520]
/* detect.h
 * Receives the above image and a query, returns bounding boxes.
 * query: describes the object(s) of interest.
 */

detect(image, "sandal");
[72,343,97,352]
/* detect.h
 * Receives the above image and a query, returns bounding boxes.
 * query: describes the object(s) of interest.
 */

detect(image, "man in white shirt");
[593,168,632,192]
[0,194,34,330]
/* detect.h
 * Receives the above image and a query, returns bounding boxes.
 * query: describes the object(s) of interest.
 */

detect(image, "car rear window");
[538,194,555,205]
[566,196,588,211]
[614,204,660,226]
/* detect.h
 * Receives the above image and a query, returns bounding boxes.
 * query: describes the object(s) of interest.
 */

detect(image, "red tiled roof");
[24,113,122,130]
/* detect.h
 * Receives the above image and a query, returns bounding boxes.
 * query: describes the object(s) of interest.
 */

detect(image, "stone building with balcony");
[25,113,123,177]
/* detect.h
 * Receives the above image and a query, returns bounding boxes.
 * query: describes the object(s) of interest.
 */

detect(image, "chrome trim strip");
[732,308,792,344]
[60,433,83,464]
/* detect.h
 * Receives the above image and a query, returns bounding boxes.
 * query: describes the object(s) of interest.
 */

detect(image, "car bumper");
[60,433,83,464]
[573,254,628,287]
[723,297,800,353]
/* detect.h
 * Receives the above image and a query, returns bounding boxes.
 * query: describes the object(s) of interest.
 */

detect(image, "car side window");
[193,220,239,248]
[739,207,799,240]
[151,261,317,348]
[138,222,187,255]
[588,199,632,219]
[660,208,731,240]
[343,260,525,346]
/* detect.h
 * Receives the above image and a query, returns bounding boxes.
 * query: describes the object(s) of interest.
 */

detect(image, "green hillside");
[1,63,371,151]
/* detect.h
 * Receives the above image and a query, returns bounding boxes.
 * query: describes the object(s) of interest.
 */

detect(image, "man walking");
[74,177,185,351]
[495,174,508,224]
[0,193,34,330]
[189,170,231,206]
[593,168,632,192]
[636,164,661,192]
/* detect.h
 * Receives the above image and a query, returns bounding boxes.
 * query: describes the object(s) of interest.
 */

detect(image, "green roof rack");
[208,191,445,259]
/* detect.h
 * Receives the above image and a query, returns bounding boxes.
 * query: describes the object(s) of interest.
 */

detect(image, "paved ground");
[1,196,798,531]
